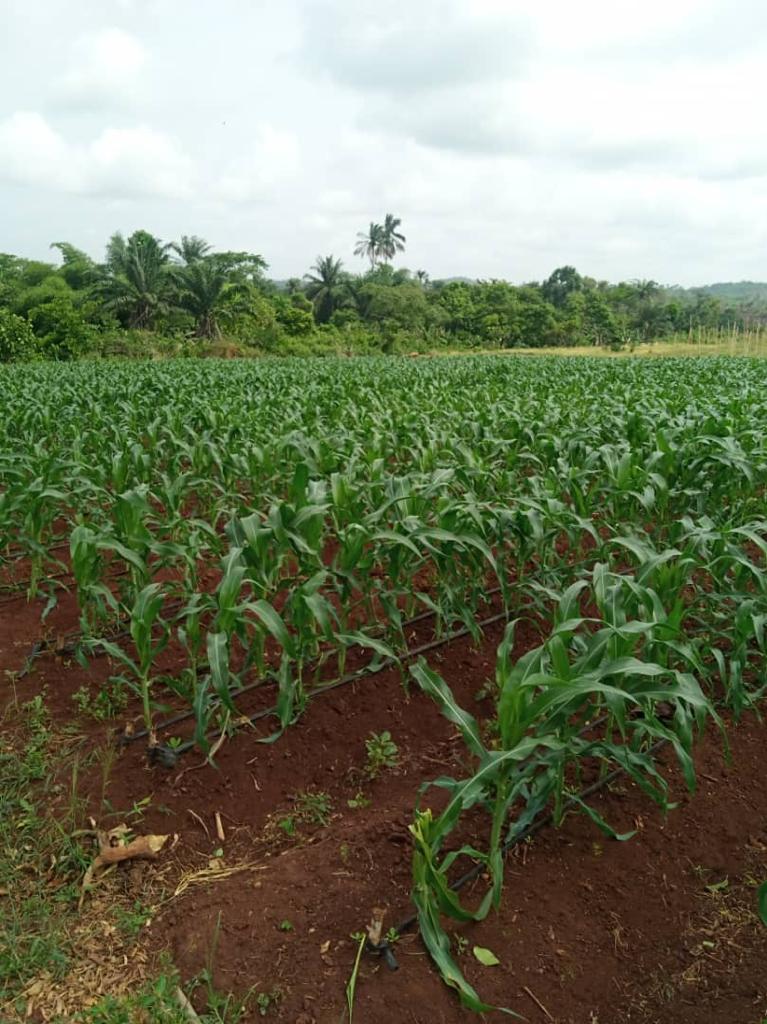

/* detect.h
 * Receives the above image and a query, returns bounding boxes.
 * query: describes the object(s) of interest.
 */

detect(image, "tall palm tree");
[171,235,212,265]
[173,256,246,339]
[105,231,128,276]
[634,279,660,301]
[354,222,385,268]
[304,255,347,323]
[99,230,173,330]
[381,213,406,262]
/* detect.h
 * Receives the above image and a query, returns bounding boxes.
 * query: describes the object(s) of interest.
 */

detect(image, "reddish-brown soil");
[3,587,766,1024]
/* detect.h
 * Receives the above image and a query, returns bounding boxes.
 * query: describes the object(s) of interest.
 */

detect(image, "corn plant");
[91,583,169,738]
[408,562,716,1014]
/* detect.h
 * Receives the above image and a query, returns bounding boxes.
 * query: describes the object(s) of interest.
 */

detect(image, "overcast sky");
[1,0,766,285]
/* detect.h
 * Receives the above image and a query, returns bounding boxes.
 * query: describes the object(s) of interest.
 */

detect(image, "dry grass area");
[440,339,767,359]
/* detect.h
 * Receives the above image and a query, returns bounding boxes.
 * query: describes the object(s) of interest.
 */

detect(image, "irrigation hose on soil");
[126,598,467,744]
[146,604,515,763]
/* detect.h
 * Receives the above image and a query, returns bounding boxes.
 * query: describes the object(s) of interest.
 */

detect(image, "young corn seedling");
[70,524,118,636]
[92,582,169,741]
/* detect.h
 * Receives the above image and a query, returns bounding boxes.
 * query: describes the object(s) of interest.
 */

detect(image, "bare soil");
[2,583,766,1024]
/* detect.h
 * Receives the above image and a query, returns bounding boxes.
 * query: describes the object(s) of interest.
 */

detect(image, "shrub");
[29,298,97,361]
[0,308,37,362]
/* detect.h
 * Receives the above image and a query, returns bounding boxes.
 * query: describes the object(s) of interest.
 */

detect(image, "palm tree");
[415,269,430,287]
[634,279,660,301]
[173,256,246,339]
[381,213,406,262]
[105,231,128,275]
[99,230,173,330]
[304,255,347,323]
[354,222,385,268]
[171,235,212,265]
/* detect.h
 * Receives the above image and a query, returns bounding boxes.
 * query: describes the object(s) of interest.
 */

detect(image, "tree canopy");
[0,218,762,362]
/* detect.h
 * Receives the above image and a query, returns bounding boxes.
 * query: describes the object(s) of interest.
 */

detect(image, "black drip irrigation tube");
[17,596,188,679]
[0,565,130,606]
[146,605,514,762]
[18,582,509,684]
[127,603,447,744]
[366,737,669,971]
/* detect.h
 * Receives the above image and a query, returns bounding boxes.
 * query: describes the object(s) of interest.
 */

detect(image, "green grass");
[0,696,87,1013]
[0,698,250,1023]
[74,967,255,1023]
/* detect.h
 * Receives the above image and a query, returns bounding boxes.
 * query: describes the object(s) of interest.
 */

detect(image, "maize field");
[2,354,767,1016]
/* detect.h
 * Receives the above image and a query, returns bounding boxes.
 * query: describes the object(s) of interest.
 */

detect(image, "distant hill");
[685,281,767,303]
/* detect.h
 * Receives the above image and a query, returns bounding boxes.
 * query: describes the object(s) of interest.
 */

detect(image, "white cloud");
[2,0,767,284]
[215,125,301,202]
[0,112,195,199]
[362,50,767,184]
[301,0,530,93]
[87,125,196,198]
[0,113,78,190]
[56,27,147,108]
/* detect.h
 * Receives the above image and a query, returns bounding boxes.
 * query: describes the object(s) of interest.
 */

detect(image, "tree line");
[0,217,763,361]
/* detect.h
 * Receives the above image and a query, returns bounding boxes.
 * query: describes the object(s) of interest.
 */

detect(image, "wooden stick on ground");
[176,986,203,1023]
[522,985,554,1021]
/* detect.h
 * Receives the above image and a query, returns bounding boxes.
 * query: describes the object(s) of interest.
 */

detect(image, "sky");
[1,0,766,285]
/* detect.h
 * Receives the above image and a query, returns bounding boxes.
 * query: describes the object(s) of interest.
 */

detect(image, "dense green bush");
[0,308,37,362]
[29,298,97,360]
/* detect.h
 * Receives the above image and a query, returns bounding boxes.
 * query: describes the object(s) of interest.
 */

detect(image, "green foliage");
[0,699,87,1009]
[99,230,174,330]
[0,307,37,362]
[272,296,315,337]
[353,214,406,268]
[75,969,254,1023]
[71,680,129,722]
[304,255,348,324]
[365,730,399,778]
[359,282,429,338]
[295,790,333,826]
[29,296,97,360]
[758,882,767,927]
[542,265,583,308]
[2,353,767,1016]
[4,226,764,357]
[172,256,250,340]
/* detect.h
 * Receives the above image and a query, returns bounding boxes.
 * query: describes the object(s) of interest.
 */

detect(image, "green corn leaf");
[192,676,212,756]
[93,637,139,677]
[336,631,399,663]
[206,632,237,716]
[567,794,637,841]
[302,591,336,639]
[410,660,486,758]
[758,882,767,927]
[247,599,293,653]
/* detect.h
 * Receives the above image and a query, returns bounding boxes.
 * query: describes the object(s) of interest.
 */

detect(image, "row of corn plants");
[1,356,766,757]
[407,521,767,1013]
